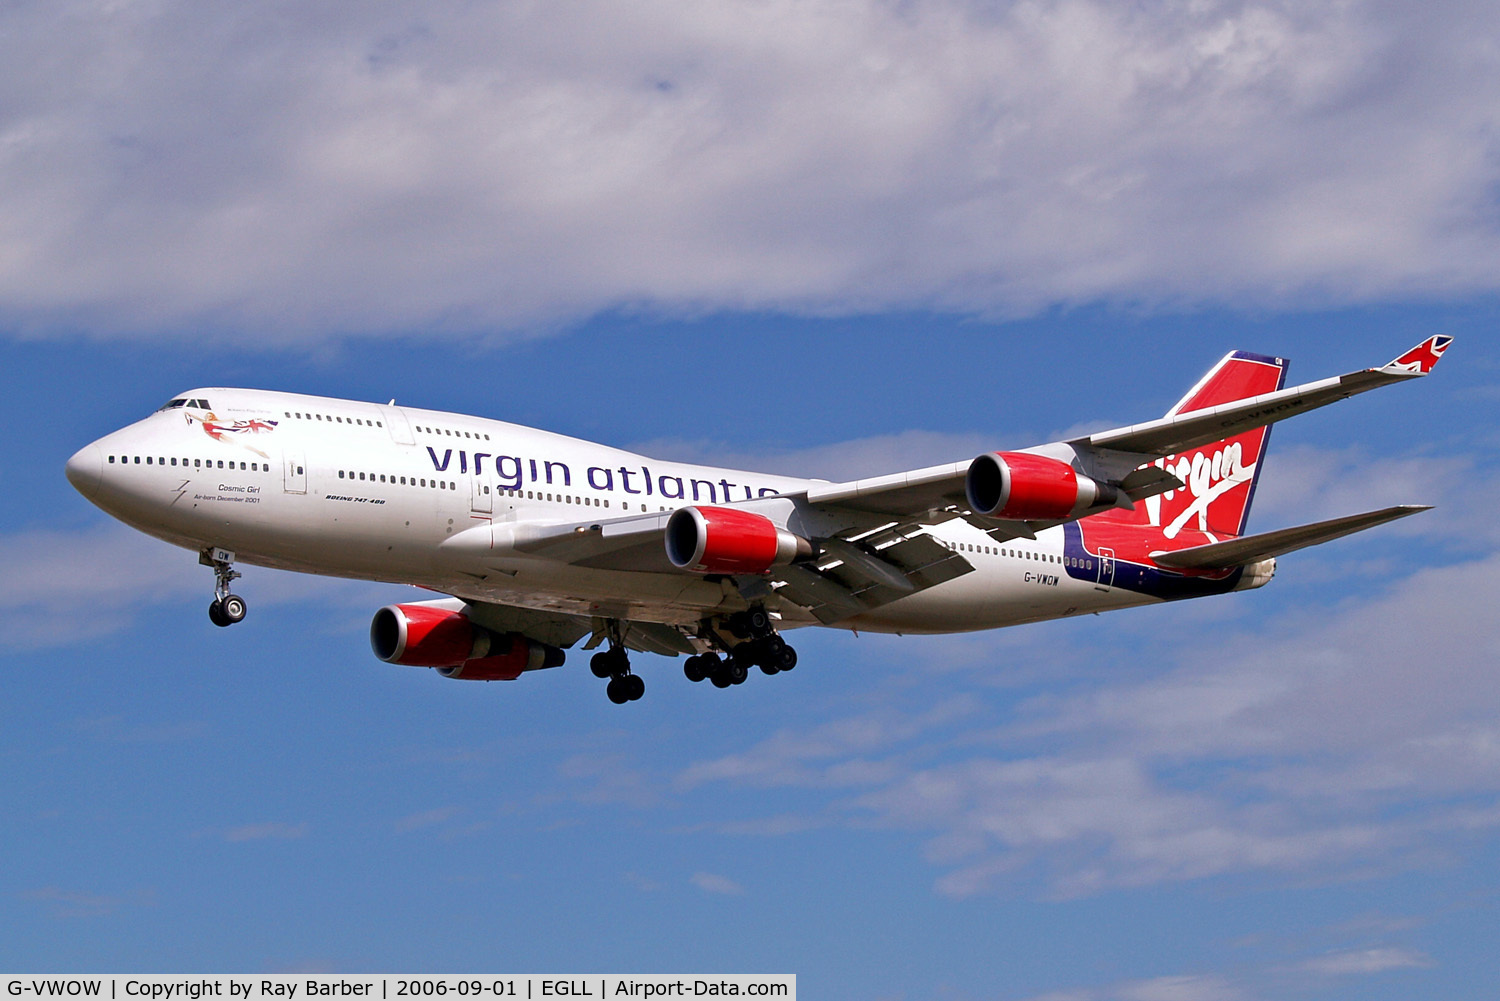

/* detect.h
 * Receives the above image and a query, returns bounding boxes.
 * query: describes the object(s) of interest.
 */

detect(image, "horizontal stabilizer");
[1151,505,1431,569]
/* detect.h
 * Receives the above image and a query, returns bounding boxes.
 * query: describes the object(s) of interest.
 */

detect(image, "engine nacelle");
[966,451,1113,521]
[665,506,811,575]
[369,604,564,681]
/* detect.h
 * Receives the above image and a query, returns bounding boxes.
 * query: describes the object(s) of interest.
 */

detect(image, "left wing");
[442,337,1450,624]
[800,335,1453,519]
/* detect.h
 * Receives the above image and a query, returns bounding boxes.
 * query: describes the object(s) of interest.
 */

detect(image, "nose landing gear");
[201,548,247,627]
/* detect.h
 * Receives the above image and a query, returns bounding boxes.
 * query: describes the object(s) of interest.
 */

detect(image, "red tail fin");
[1123,351,1288,538]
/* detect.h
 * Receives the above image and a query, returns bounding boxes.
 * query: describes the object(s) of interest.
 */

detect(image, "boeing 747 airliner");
[65,337,1451,702]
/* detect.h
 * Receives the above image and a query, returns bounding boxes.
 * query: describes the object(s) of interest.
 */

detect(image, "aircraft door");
[470,470,492,517]
[381,405,415,445]
[1096,547,1115,589]
[284,448,306,494]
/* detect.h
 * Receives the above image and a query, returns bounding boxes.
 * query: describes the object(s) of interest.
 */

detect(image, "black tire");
[591,651,614,679]
[626,674,645,701]
[748,608,771,634]
[684,656,707,683]
[727,661,748,685]
[221,593,247,624]
[759,661,780,675]
[710,671,732,689]
[775,644,798,671]
[606,678,629,704]
[208,600,229,627]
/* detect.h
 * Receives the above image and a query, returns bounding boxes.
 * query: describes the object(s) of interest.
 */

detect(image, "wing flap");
[1151,505,1431,569]
[772,532,973,623]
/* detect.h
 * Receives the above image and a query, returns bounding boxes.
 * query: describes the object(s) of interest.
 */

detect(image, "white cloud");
[690,871,745,896]
[393,806,466,834]
[220,822,309,843]
[1298,946,1432,976]
[1246,444,1497,544]
[1014,974,1244,1001]
[19,886,123,920]
[676,548,1500,897]
[4,1,1500,338]
[0,520,418,650]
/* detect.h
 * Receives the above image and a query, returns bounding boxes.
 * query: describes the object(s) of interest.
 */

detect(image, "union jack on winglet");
[1382,334,1454,376]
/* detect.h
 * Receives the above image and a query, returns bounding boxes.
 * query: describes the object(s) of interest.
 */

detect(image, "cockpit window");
[157,397,211,412]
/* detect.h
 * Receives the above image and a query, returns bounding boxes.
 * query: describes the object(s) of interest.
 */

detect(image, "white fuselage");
[67,388,1164,635]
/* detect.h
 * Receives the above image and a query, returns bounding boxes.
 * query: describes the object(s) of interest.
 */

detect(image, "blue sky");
[5,3,1500,999]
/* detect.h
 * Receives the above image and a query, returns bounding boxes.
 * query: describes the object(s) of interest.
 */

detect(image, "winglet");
[1380,335,1454,377]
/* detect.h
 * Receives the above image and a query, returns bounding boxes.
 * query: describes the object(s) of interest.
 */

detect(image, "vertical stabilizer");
[1130,351,1288,538]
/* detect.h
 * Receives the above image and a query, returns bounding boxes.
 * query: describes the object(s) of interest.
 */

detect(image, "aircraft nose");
[65,442,104,499]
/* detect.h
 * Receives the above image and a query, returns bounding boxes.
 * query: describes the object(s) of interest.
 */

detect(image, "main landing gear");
[683,607,798,689]
[590,623,644,704]
[202,548,247,628]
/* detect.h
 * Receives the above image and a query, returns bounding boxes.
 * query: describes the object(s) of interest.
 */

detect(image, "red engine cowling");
[966,452,1109,521]
[369,604,564,681]
[665,506,810,575]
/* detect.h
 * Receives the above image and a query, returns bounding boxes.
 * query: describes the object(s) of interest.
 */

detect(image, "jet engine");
[966,451,1114,521]
[665,506,811,575]
[370,604,564,681]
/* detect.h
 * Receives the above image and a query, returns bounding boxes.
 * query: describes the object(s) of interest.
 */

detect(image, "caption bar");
[4,979,794,1001]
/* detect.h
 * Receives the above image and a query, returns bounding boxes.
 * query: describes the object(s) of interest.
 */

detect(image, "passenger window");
[108,456,115,463]
[133,456,140,464]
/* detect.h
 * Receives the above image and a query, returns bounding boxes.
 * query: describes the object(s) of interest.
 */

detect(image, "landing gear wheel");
[591,651,615,679]
[204,550,245,627]
[684,655,708,683]
[710,671,733,689]
[220,593,247,624]
[606,677,630,704]
[625,674,645,701]
[726,660,748,685]
[774,643,797,672]
[747,607,771,634]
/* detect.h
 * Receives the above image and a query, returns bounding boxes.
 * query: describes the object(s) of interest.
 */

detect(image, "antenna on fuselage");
[388,399,396,405]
